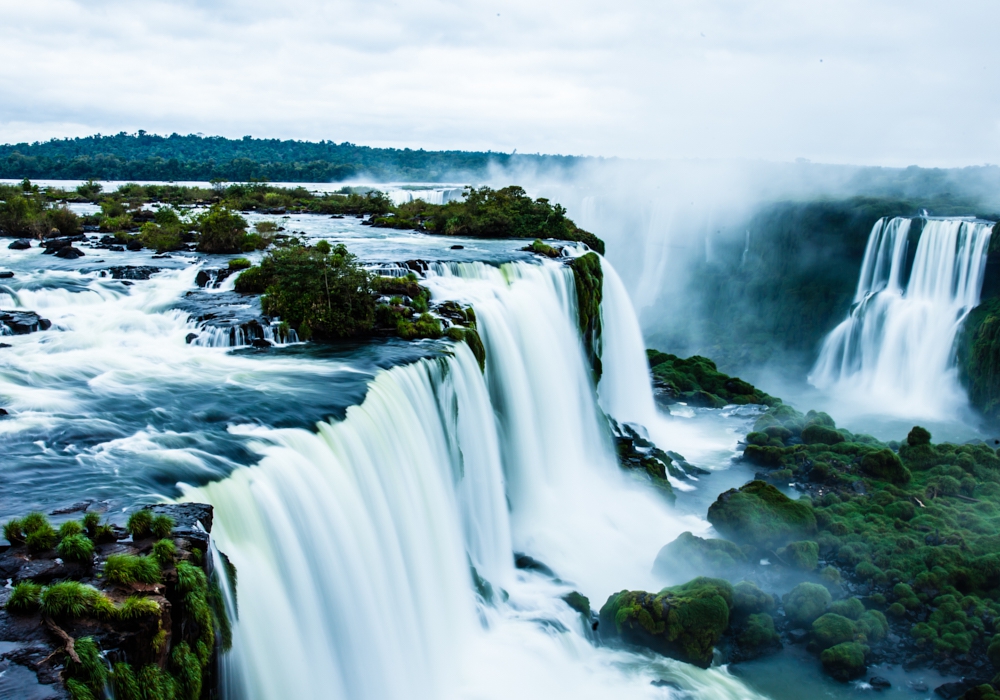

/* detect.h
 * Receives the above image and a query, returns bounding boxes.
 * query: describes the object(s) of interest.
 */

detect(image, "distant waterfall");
[185,259,723,700]
[810,217,993,417]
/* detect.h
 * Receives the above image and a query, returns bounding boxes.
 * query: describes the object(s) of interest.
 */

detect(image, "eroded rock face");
[0,311,52,335]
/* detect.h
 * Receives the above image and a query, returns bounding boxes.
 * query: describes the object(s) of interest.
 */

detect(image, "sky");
[1,0,998,167]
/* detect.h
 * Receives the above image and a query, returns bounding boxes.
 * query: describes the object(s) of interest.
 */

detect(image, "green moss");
[228,257,252,270]
[820,641,867,681]
[812,613,858,650]
[58,534,95,563]
[733,581,775,614]
[40,582,110,618]
[777,540,819,571]
[5,581,42,613]
[738,613,781,657]
[104,554,161,585]
[648,350,777,407]
[653,531,748,578]
[563,591,591,618]
[598,577,733,668]
[117,596,161,619]
[861,448,911,484]
[858,610,888,642]
[828,598,864,620]
[523,238,561,257]
[570,253,603,382]
[784,582,832,627]
[707,481,817,549]
[802,424,846,445]
[127,510,153,539]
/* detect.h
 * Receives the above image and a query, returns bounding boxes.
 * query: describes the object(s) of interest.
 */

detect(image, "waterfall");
[810,217,993,417]
[182,258,749,700]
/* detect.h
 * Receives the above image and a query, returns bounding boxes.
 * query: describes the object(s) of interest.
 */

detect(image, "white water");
[810,217,993,419]
[185,258,762,700]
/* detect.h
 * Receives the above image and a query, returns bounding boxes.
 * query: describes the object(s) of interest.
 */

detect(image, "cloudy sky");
[0,0,997,166]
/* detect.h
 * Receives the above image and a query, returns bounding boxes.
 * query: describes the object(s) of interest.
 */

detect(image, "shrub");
[150,514,175,539]
[3,518,24,544]
[58,534,95,563]
[861,449,911,484]
[784,582,832,627]
[196,205,249,253]
[5,581,43,613]
[104,554,161,584]
[139,222,184,253]
[801,424,846,445]
[127,510,153,538]
[908,426,932,446]
[82,512,100,534]
[228,257,252,270]
[26,522,57,552]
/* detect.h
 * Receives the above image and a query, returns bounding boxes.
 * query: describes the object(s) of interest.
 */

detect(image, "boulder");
[707,481,816,549]
[821,642,867,681]
[783,582,832,626]
[0,311,51,335]
[599,577,733,668]
[732,612,781,662]
[8,239,31,250]
[811,613,857,650]
[776,540,819,571]
[54,246,84,259]
[652,531,748,579]
[801,424,845,445]
[732,581,775,615]
[860,449,910,484]
[106,266,161,281]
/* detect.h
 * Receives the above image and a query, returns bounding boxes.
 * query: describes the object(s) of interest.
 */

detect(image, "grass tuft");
[58,534,95,563]
[126,510,153,539]
[5,581,43,613]
[104,553,161,585]
[150,514,175,539]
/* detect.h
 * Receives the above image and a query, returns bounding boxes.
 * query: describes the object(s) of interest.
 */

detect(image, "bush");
[139,222,184,253]
[196,205,249,253]
[58,534,95,563]
[228,257,252,270]
[26,523,57,552]
[58,520,83,539]
[104,554,161,584]
[127,510,153,538]
[908,426,932,446]
[82,512,100,534]
[784,582,832,627]
[5,581,43,613]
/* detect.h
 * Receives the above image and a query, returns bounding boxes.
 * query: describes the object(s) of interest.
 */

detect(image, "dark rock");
[145,502,213,543]
[405,259,429,273]
[514,553,555,577]
[251,338,273,348]
[0,271,13,279]
[0,311,51,335]
[650,679,683,690]
[53,246,84,259]
[7,239,31,250]
[185,333,199,344]
[126,240,142,251]
[49,501,92,516]
[40,235,85,251]
[935,681,976,699]
[451,245,464,249]
[870,676,891,690]
[106,266,160,281]
[0,344,9,349]
[788,629,808,644]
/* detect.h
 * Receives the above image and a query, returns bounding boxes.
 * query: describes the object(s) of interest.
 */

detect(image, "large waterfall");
[810,217,993,417]
[184,259,757,700]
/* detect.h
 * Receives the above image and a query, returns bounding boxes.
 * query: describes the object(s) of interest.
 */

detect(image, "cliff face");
[0,502,233,700]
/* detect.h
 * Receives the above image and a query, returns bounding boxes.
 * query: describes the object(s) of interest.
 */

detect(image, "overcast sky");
[0,0,997,167]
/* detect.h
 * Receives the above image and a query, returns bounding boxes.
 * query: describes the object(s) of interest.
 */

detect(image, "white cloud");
[0,0,997,166]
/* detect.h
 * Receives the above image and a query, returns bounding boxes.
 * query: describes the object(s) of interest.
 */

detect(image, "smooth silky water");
[0,200,962,700]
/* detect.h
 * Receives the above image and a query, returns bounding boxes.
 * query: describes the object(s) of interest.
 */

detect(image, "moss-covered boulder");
[652,531,748,579]
[820,641,867,681]
[860,448,910,484]
[707,481,816,549]
[959,685,1000,700]
[646,350,777,407]
[598,577,733,668]
[733,613,782,661]
[827,597,864,620]
[801,424,846,446]
[811,613,858,650]
[776,540,819,571]
[783,582,832,627]
[732,581,775,615]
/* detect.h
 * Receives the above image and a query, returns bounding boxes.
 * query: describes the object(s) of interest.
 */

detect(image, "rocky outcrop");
[0,311,52,335]
[0,503,232,700]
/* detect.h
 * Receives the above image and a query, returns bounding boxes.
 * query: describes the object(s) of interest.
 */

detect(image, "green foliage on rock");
[598,577,733,668]
[737,612,781,658]
[820,641,868,681]
[653,531,749,579]
[570,253,603,380]
[860,448,910,484]
[783,582,833,627]
[5,581,43,613]
[104,554,161,585]
[707,480,817,549]
[732,581,775,615]
[811,613,858,650]
[777,540,819,571]
[195,204,253,253]
[960,296,1000,423]
[58,534,95,563]
[127,509,153,538]
[647,350,777,408]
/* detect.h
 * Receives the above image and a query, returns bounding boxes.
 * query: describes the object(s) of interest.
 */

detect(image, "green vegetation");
[646,350,777,408]
[150,514,176,539]
[40,581,112,618]
[959,296,1000,423]
[0,179,81,237]
[523,238,561,257]
[104,553,161,585]
[0,131,586,182]
[707,480,817,549]
[570,252,603,380]
[5,581,43,613]
[58,533,95,562]
[783,582,832,627]
[820,642,868,681]
[652,531,748,578]
[373,186,604,253]
[599,577,734,668]
[127,509,153,538]
[152,538,177,566]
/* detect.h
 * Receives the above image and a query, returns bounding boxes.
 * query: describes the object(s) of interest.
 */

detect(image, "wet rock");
[405,259,429,273]
[0,343,10,349]
[0,311,52,334]
[514,554,556,577]
[126,239,142,251]
[53,246,84,259]
[870,676,891,690]
[185,333,198,344]
[0,271,13,279]
[251,338,272,349]
[105,266,160,280]
[8,239,31,250]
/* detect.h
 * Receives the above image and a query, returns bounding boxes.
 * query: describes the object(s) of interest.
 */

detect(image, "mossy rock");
[733,581,775,615]
[652,532,748,579]
[783,582,832,627]
[598,577,733,668]
[827,597,864,621]
[959,685,1000,700]
[860,448,911,484]
[801,424,846,446]
[777,540,819,571]
[857,610,888,643]
[707,481,817,549]
[811,613,858,650]
[734,613,781,661]
[820,641,867,681]
[744,445,785,467]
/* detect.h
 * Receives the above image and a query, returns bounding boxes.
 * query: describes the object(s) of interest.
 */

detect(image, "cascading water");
[184,258,759,700]
[810,217,993,418]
